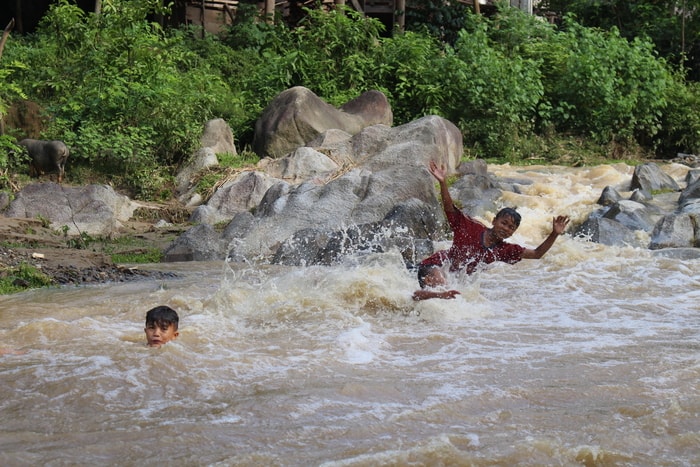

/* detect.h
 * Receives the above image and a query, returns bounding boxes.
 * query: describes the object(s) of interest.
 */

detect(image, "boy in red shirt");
[413,161,570,301]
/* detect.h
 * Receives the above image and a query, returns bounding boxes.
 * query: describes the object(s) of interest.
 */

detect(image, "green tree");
[540,18,672,146]
[540,0,700,80]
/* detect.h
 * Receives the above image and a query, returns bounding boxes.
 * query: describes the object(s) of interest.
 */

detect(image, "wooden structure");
[181,0,533,34]
[185,0,239,34]
[182,0,407,32]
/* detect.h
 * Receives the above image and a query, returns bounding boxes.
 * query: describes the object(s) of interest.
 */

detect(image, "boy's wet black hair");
[417,263,438,289]
[495,207,521,227]
[145,306,179,330]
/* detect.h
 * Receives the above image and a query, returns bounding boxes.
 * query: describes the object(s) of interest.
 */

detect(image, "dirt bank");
[0,216,188,287]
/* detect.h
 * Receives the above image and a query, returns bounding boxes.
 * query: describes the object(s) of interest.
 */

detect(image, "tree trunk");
[0,18,15,62]
[397,0,405,31]
[95,0,102,15]
[14,0,23,33]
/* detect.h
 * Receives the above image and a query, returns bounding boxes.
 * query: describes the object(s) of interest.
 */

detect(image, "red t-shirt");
[420,207,524,275]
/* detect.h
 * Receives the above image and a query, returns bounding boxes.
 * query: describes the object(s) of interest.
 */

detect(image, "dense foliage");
[1,0,699,199]
[539,0,700,81]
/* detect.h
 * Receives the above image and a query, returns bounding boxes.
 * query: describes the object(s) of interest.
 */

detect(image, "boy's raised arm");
[429,161,458,216]
[521,215,570,259]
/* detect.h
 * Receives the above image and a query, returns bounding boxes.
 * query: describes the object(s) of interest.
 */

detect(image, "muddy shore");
[0,216,187,287]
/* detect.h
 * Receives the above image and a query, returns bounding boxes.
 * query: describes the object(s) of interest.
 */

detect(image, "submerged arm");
[412,289,461,301]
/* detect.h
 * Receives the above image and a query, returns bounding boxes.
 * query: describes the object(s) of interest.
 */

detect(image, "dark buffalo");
[18,139,69,183]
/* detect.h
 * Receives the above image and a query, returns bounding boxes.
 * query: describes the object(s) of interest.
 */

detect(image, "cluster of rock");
[3,85,700,270]
[573,162,700,259]
[165,89,461,266]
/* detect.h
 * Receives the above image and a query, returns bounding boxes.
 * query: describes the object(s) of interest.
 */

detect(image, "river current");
[1,164,699,466]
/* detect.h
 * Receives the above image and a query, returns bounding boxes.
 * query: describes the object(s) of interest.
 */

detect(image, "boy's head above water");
[145,306,179,347]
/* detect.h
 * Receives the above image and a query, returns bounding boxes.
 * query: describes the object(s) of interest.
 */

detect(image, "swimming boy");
[413,161,570,301]
[144,306,180,347]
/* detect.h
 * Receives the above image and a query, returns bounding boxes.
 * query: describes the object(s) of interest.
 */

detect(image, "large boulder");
[165,115,463,264]
[4,183,139,236]
[228,117,460,261]
[631,162,680,193]
[252,87,393,159]
[270,198,439,267]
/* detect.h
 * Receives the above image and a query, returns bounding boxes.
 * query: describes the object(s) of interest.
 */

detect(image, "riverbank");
[0,216,187,288]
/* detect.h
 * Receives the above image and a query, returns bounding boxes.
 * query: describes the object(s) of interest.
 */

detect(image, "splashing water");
[1,164,699,466]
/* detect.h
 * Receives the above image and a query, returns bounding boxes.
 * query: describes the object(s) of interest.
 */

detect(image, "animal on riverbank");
[18,138,69,183]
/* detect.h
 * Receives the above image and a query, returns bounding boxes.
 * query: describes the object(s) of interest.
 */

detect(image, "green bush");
[0,262,54,294]
[656,78,700,156]
[539,18,672,145]
[446,15,544,158]
[5,0,238,196]
[376,31,445,124]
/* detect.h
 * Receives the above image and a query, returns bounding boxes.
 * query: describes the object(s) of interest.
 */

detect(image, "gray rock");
[271,198,440,268]
[0,192,10,211]
[162,223,226,262]
[602,200,659,233]
[685,169,700,186]
[631,162,680,193]
[450,173,502,219]
[680,199,700,215]
[458,159,489,177]
[679,178,700,209]
[650,247,700,259]
[597,186,622,206]
[175,147,219,199]
[200,118,236,156]
[253,87,392,159]
[629,188,652,203]
[574,217,642,248]
[190,171,277,225]
[649,213,696,249]
[221,116,461,264]
[4,183,138,236]
[258,147,340,183]
[355,116,462,173]
[175,119,237,200]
